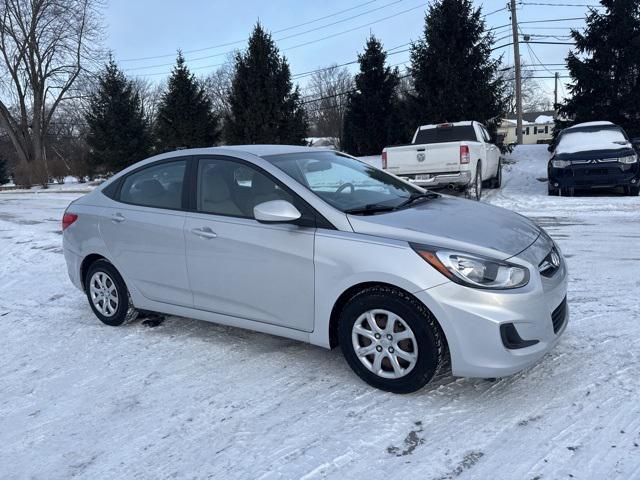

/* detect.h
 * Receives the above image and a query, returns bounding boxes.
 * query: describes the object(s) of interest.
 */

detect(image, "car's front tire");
[338,286,445,393]
[85,259,138,326]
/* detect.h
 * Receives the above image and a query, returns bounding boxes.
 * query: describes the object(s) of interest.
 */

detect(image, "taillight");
[381,150,388,169]
[460,145,470,164]
[62,212,78,231]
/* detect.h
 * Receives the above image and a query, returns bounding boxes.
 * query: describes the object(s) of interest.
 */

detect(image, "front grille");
[551,297,567,334]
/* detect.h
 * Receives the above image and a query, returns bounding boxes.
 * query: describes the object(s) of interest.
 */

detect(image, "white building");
[497,111,555,146]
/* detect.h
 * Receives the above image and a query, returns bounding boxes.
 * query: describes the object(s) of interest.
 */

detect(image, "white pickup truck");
[381,121,502,200]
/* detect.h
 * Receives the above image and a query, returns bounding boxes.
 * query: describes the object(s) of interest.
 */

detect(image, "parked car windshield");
[265,151,422,213]
[414,125,477,144]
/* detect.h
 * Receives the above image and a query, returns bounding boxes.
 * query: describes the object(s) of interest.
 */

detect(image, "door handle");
[191,227,217,239]
[111,213,125,223]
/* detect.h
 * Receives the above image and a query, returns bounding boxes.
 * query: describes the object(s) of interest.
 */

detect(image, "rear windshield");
[414,125,477,144]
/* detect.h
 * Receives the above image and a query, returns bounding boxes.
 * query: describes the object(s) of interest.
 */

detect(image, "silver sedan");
[62,145,568,393]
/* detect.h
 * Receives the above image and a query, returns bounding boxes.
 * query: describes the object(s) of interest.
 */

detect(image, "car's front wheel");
[338,286,445,393]
[85,259,138,326]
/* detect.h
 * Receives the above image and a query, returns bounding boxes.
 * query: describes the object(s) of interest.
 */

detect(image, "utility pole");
[509,0,523,144]
[554,71,559,110]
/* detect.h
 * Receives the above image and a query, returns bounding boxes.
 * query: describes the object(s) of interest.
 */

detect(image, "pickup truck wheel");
[492,160,503,188]
[466,164,482,201]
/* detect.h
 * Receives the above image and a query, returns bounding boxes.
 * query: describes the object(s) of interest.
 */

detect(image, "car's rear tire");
[492,160,503,188]
[85,259,138,326]
[338,286,445,393]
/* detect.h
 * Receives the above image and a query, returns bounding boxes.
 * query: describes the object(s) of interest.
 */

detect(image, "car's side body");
[64,146,568,379]
[548,121,640,193]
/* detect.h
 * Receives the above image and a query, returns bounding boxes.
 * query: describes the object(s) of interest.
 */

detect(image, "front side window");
[265,151,420,213]
[197,158,293,218]
[119,160,186,209]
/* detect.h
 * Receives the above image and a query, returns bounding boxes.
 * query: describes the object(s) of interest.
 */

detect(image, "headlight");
[552,159,571,168]
[618,154,637,164]
[411,244,530,289]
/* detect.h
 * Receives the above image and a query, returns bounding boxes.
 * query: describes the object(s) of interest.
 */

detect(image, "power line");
[519,16,585,24]
[128,2,428,75]
[519,2,601,6]
[120,0,379,62]
[126,0,407,71]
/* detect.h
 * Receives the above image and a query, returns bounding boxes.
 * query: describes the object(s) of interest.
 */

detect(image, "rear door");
[183,156,316,332]
[99,158,192,307]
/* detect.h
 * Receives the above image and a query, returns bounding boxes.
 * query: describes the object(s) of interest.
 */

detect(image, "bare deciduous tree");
[202,53,236,119]
[0,0,103,186]
[304,64,353,145]
[501,65,552,113]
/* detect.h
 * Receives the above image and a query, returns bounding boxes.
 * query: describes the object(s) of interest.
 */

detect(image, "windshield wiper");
[397,192,439,208]
[345,204,397,215]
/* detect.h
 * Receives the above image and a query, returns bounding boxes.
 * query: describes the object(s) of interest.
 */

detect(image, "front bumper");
[548,161,640,189]
[401,170,471,188]
[415,241,568,378]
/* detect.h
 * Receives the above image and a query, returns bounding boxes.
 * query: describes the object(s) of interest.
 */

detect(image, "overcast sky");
[104,0,597,103]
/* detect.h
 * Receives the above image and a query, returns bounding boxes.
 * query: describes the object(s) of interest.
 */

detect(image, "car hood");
[346,195,541,260]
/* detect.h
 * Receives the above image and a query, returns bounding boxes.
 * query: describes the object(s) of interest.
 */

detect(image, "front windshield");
[264,150,422,212]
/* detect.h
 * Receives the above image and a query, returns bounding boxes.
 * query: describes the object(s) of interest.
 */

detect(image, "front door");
[184,156,315,332]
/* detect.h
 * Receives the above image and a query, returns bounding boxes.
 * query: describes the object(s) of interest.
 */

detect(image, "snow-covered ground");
[1,145,639,479]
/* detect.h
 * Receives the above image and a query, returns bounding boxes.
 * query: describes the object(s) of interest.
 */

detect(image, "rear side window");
[119,160,187,209]
[414,125,477,144]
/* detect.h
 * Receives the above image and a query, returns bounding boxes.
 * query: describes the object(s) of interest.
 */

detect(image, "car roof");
[204,144,332,157]
[566,121,615,130]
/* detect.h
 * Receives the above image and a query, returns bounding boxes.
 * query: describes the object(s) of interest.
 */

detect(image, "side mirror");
[254,200,301,223]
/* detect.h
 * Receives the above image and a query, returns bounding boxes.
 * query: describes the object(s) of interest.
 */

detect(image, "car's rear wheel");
[338,286,445,393]
[85,259,138,326]
[492,160,503,188]
[467,164,482,200]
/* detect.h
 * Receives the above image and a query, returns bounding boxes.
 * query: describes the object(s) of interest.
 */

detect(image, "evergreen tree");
[155,53,220,152]
[559,0,640,137]
[409,0,505,133]
[342,36,401,156]
[86,58,151,173]
[0,156,9,185]
[225,23,307,145]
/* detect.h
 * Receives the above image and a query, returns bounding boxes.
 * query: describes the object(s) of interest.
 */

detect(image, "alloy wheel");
[351,309,418,379]
[89,271,119,317]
